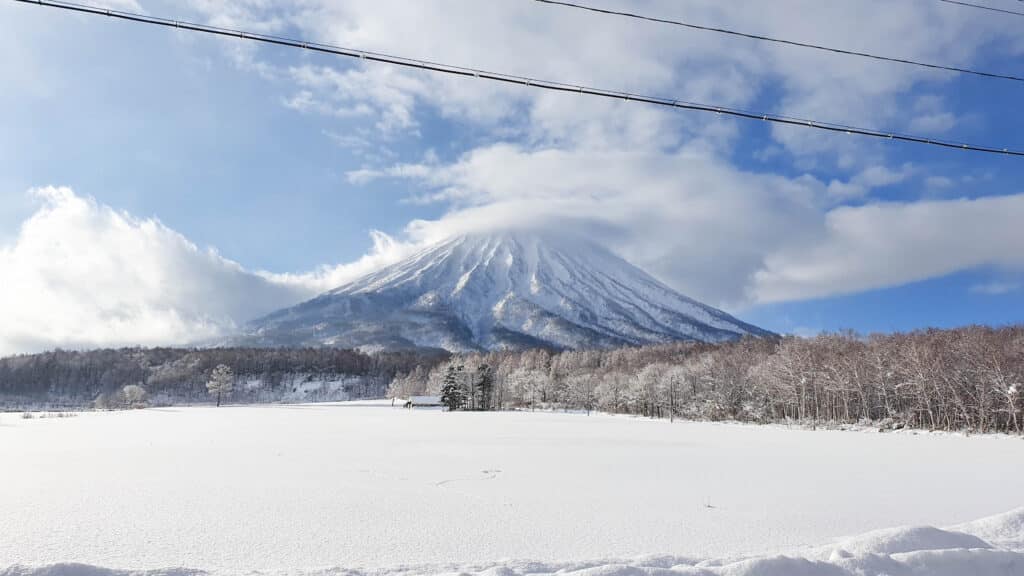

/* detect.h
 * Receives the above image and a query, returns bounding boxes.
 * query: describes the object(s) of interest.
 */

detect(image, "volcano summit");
[238,232,770,352]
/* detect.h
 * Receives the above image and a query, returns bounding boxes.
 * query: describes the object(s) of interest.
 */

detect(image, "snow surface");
[239,232,770,351]
[2,402,1022,576]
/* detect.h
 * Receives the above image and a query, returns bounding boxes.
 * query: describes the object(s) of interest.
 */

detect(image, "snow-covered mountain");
[237,232,771,352]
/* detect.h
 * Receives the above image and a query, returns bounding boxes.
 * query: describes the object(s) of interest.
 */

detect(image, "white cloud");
[257,230,419,294]
[754,195,1024,302]
[6,177,1023,356]
[287,64,428,134]
[350,144,1024,309]
[925,176,955,191]
[970,281,1021,296]
[0,187,427,355]
[345,168,383,185]
[224,0,1018,161]
[908,111,957,135]
[250,0,1018,310]
[351,143,826,306]
[825,163,914,201]
[0,188,317,355]
[907,95,958,134]
[184,0,286,33]
[90,0,145,11]
[172,0,1024,290]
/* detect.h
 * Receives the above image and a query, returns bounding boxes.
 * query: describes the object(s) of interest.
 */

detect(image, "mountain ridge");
[235,231,772,352]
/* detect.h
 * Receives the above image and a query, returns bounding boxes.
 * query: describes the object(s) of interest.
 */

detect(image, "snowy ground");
[2,401,1023,575]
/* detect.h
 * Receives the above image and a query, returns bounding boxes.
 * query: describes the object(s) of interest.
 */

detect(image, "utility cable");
[12,0,1024,157]
[936,0,1024,17]
[534,0,1024,83]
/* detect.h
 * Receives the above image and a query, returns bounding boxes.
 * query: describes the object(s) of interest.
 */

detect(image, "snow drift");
[4,508,1023,575]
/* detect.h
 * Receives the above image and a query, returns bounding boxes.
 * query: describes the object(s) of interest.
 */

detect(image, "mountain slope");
[238,232,771,351]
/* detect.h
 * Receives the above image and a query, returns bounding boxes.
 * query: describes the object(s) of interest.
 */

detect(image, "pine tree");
[440,363,466,412]
[475,363,494,411]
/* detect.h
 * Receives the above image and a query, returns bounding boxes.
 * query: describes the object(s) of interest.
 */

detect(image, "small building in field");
[405,395,442,408]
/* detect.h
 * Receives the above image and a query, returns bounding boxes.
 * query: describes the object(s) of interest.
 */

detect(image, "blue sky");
[2,0,1023,354]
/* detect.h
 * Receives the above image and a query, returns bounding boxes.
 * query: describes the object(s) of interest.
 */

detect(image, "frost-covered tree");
[565,373,597,415]
[0,346,443,409]
[387,365,430,403]
[93,391,115,410]
[474,363,495,411]
[120,385,147,409]
[4,325,1024,432]
[206,364,234,407]
[1005,384,1021,434]
[440,363,466,411]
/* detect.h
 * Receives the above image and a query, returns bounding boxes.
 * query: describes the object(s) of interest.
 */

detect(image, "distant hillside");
[0,347,447,409]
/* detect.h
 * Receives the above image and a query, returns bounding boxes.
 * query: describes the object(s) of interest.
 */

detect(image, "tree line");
[3,325,1021,433]
[388,325,1023,433]
[0,346,447,409]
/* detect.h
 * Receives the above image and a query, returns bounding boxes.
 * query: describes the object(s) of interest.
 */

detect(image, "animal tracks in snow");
[435,469,503,487]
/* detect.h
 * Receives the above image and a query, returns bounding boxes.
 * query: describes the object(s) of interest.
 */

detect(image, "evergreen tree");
[475,363,495,411]
[440,363,466,411]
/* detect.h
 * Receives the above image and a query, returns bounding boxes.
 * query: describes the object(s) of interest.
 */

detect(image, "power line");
[936,0,1024,17]
[12,0,1024,157]
[534,0,1024,84]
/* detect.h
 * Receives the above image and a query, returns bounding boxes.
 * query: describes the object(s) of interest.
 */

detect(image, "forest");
[1,325,1021,433]
[390,325,1023,433]
[0,346,445,409]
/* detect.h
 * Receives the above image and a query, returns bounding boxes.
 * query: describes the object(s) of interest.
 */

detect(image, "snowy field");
[2,401,1023,576]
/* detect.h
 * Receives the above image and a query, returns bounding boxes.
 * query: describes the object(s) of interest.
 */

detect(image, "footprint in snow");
[435,469,502,486]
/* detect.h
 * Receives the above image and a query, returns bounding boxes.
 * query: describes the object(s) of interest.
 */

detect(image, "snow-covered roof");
[409,395,442,405]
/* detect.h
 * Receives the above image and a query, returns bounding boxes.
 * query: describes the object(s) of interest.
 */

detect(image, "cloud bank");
[5,176,1023,356]
[0,188,410,355]
[351,144,1024,306]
